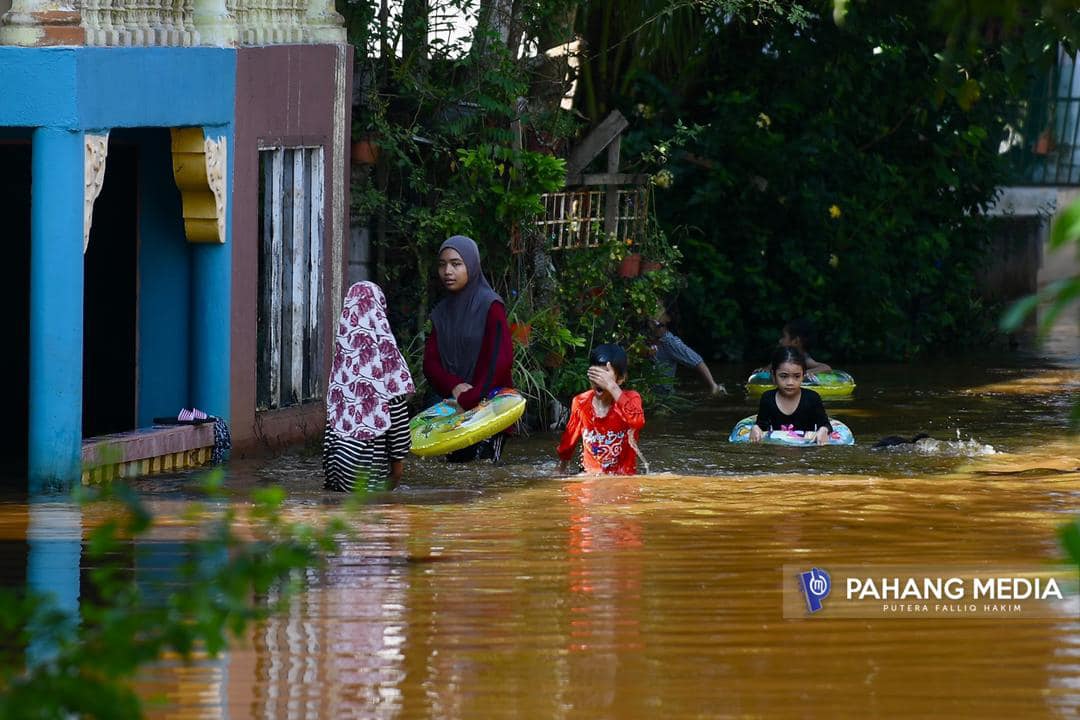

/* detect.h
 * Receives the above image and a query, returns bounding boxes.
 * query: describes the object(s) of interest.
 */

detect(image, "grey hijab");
[430,235,503,380]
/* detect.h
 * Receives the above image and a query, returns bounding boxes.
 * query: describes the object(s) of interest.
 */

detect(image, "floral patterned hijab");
[326,282,415,440]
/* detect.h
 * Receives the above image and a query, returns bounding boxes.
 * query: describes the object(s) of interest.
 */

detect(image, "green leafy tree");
[593,0,1075,361]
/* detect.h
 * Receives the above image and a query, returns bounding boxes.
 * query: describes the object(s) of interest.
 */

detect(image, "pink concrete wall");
[232,44,352,454]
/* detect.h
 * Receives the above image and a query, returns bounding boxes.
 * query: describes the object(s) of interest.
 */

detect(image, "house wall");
[0,47,234,128]
[75,50,237,424]
[984,186,1080,302]
[231,44,352,453]
[0,47,236,486]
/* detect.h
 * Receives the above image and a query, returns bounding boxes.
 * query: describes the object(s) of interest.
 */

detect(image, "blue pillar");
[190,130,231,421]
[29,127,85,492]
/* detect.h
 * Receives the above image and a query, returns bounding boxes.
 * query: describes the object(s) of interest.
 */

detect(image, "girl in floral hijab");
[324,282,415,492]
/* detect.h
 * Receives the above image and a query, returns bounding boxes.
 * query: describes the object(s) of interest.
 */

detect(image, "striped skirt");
[323,395,411,493]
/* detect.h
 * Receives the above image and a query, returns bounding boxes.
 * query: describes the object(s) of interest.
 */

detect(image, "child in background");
[557,344,646,475]
[779,318,831,374]
[750,346,833,446]
[649,311,726,396]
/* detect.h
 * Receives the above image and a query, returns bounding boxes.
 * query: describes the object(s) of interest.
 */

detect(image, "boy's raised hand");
[587,363,620,395]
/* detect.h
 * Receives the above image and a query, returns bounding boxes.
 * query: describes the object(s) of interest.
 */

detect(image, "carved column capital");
[204,135,227,244]
[171,127,228,244]
[84,133,109,254]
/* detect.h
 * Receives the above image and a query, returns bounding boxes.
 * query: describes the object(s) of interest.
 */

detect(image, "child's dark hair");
[770,345,807,376]
[589,343,628,377]
[783,317,817,353]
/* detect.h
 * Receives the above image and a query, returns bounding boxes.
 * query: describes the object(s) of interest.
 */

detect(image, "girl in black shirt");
[750,346,833,446]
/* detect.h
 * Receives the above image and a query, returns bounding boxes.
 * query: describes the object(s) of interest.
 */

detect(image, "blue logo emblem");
[799,567,831,613]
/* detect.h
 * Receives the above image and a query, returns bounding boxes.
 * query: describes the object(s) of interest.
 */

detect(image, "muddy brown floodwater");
[1,318,1078,718]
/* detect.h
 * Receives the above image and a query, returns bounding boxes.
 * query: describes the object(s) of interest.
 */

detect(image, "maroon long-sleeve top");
[423,302,514,410]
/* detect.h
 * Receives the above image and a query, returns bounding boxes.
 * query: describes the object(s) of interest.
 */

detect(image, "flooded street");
[2,323,1079,718]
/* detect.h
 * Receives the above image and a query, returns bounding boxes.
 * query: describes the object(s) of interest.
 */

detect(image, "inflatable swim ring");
[409,388,526,457]
[728,414,855,446]
[745,369,856,398]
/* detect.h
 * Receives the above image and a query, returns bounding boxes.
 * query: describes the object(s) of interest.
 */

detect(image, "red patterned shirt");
[557,390,645,475]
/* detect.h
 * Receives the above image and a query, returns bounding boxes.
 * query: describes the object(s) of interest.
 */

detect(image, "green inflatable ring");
[410,388,525,457]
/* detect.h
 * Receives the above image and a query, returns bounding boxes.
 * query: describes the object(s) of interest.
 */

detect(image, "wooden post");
[565,109,628,177]
[603,135,620,238]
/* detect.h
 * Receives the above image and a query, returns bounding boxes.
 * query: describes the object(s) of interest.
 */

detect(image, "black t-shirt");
[755,389,832,434]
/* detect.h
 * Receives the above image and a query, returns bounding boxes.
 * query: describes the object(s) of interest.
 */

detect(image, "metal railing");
[1004,45,1080,186]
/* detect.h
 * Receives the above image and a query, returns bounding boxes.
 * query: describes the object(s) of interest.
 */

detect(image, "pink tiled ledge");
[82,424,216,483]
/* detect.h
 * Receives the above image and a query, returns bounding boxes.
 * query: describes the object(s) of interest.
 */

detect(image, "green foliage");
[348,0,695,421]
[602,0,1071,361]
[505,295,586,424]
[453,144,567,240]
[0,474,349,719]
[351,0,579,351]
[550,235,681,403]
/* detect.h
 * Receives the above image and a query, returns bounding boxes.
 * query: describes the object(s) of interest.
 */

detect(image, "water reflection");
[26,500,80,666]
[234,512,412,719]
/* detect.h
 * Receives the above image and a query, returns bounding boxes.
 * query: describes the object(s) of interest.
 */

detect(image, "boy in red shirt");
[557,344,646,475]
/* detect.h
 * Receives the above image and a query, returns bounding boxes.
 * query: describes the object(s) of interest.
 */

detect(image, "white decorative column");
[303,0,344,43]
[100,0,125,46]
[193,0,236,45]
[180,0,198,45]
[84,133,109,253]
[0,0,83,45]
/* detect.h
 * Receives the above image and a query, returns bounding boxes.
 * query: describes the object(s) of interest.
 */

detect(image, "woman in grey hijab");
[423,235,514,462]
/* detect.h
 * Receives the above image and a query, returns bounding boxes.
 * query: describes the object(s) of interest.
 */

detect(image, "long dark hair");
[770,345,807,376]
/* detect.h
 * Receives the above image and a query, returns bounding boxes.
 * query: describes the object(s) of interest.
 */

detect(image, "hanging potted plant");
[1034,127,1056,156]
[640,219,682,273]
[351,130,380,166]
[618,252,642,278]
[612,235,641,278]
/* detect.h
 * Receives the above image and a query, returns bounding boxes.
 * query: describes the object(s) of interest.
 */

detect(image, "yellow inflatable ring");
[409,388,525,457]
[746,369,856,398]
